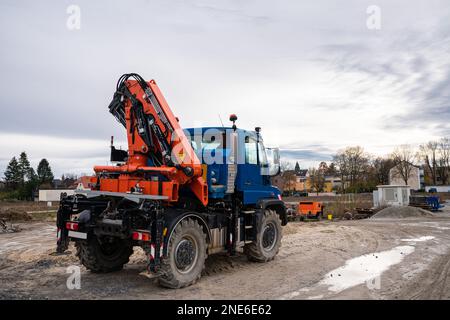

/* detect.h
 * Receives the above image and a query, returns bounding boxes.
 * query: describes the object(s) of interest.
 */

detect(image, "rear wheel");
[75,236,133,273]
[244,209,282,262]
[158,218,207,289]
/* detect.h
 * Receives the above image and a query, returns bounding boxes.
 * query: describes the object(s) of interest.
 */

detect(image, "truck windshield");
[189,136,223,152]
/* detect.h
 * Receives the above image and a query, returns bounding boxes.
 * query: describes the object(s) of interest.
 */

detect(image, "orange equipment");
[297,201,324,220]
[88,74,208,206]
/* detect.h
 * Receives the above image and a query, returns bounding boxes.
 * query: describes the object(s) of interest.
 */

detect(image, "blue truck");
[56,74,287,288]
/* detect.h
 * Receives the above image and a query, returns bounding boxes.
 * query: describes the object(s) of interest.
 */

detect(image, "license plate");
[68,230,87,239]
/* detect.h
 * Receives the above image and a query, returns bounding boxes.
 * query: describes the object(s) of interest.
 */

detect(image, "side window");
[258,142,268,166]
[245,136,258,164]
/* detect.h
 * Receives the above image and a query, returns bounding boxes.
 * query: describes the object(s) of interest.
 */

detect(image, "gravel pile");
[371,206,433,219]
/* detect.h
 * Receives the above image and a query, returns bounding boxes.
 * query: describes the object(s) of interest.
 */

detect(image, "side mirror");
[263,147,281,176]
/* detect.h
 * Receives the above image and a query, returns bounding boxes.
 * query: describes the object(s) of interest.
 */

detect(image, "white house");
[373,185,411,207]
[38,189,75,202]
[389,164,423,191]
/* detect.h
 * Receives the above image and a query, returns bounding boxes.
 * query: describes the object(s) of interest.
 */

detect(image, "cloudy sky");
[0,0,449,177]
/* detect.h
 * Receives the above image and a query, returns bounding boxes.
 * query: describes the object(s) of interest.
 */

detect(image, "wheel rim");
[262,222,277,251]
[99,237,123,258]
[174,236,198,273]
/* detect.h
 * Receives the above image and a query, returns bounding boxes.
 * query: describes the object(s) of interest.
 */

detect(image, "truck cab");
[184,126,282,204]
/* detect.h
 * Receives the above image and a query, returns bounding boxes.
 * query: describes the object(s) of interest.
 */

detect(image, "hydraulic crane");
[94,73,208,205]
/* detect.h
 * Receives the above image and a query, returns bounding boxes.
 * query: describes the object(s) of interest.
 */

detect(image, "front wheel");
[158,218,207,289]
[244,209,282,262]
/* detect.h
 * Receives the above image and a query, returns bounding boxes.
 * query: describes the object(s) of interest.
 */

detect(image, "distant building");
[389,163,423,191]
[39,189,75,202]
[72,176,94,190]
[273,168,339,194]
[422,165,449,186]
[295,169,308,192]
[373,185,411,207]
[39,176,93,202]
[324,175,341,192]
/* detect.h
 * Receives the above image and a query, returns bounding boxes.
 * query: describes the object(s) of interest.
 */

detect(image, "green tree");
[24,167,39,199]
[4,157,21,190]
[37,158,54,185]
[18,151,32,185]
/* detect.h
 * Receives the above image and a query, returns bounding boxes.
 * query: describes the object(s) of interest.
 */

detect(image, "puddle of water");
[319,245,415,293]
[401,236,435,242]
[281,233,440,299]
[401,222,450,231]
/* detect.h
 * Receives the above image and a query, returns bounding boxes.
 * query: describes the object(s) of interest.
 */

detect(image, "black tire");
[158,218,207,289]
[75,236,133,273]
[244,209,282,262]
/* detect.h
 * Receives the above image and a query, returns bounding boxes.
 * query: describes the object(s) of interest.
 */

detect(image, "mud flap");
[146,203,165,273]
[56,207,70,253]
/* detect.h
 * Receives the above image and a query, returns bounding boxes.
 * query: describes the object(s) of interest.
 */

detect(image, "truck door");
[236,135,274,204]
[242,135,262,187]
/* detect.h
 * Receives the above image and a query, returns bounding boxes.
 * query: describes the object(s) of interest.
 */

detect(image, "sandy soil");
[1,207,449,300]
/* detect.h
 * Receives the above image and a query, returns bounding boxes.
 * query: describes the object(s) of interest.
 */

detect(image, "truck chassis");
[57,191,286,288]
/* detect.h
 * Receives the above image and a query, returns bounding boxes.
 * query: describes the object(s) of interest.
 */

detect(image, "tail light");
[66,222,79,231]
[132,231,151,242]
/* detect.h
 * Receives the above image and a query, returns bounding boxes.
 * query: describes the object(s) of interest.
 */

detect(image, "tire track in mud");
[1,219,449,299]
[391,221,450,300]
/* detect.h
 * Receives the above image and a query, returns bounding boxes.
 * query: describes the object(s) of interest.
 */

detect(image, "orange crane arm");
[93,73,208,206]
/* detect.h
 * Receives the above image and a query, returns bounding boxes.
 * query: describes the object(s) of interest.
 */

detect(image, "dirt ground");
[0,203,449,300]
[0,201,58,223]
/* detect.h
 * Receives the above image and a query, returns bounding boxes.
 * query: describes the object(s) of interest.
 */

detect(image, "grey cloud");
[1,0,450,176]
[191,2,271,25]
[315,24,450,136]
[280,149,332,162]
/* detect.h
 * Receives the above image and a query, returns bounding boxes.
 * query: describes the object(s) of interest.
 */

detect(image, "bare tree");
[309,167,325,194]
[333,146,369,193]
[325,162,337,176]
[280,160,293,172]
[281,170,297,193]
[371,157,395,185]
[419,141,438,185]
[438,137,450,184]
[333,152,347,192]
[391,144,416,185]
